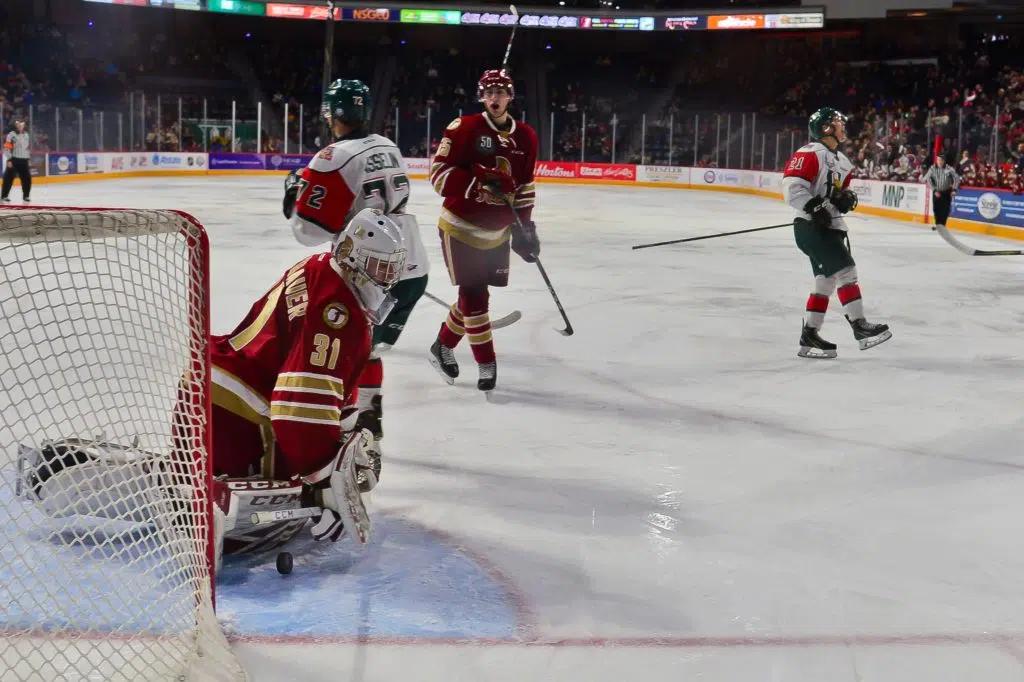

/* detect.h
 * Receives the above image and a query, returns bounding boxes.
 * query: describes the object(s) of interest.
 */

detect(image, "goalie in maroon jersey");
[200,208,408,562]
[14,208,407,572]
[427,69,540,393]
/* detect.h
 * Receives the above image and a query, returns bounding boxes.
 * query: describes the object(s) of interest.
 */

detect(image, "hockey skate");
[797,323,837,359]
[429,339,459,385]
[477,361,497,393]
[847,315,892,351]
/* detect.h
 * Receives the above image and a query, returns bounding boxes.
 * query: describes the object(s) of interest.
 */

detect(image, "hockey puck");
[276,551,293,575]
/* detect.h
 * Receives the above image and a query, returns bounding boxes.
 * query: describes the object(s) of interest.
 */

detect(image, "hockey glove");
[511,220,540,263]
[803,195,833,230]
[282,169,301,219]
[832,188,858,214]
[307,428,377,543]
[471,163,517,195]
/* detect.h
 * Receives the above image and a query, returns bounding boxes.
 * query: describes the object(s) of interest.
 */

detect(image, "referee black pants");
[2,158,31,200]
[932,190,952,227]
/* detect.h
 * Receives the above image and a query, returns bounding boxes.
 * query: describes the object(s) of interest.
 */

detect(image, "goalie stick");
[251,507,323,525]
[423,291,522,329]
[935,224,1024,256]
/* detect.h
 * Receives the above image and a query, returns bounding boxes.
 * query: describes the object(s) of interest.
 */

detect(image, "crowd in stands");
[2,2,1023,192]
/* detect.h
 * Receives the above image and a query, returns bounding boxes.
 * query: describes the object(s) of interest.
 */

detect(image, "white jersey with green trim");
[781,141,856,232]
[290,133,429,279]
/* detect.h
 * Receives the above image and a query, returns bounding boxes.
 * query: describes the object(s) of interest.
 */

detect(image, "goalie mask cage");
[0,208,246,682]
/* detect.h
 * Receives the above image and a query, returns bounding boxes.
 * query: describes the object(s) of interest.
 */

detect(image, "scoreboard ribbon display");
[84,0,826,31]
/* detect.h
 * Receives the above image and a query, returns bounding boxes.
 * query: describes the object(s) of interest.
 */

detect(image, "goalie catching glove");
[302,407,381,544]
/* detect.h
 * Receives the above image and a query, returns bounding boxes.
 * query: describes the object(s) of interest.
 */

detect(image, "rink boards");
[23,151,1024,244]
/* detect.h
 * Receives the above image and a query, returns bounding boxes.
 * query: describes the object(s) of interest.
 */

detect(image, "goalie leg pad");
[17,439,175,525]
[213,477,307,566]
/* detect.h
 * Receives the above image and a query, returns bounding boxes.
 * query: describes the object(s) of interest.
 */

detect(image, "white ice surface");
[19,177,1024,681]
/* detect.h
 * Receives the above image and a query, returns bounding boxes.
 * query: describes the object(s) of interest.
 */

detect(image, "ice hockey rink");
[13,174,1024,681]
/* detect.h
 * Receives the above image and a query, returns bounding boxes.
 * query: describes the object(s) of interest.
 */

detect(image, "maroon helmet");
[477,69,514,99]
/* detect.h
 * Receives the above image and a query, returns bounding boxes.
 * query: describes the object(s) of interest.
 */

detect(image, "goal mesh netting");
[0,208,246,681]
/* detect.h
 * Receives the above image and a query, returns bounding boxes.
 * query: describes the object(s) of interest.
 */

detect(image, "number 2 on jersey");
[296,178,327,209]
[362,174,410,214]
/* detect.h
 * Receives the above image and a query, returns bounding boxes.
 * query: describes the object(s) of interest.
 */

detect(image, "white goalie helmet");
[333,208,408,325]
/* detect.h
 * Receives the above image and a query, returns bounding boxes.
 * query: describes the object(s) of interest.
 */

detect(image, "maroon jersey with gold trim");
[210,253,372,478]
[429,112,538,250]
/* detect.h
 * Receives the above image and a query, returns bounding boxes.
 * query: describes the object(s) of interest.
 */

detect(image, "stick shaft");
[501,5,518,70]
[251,507,323,526]
[535,257,573,334]
[632,222,792,250]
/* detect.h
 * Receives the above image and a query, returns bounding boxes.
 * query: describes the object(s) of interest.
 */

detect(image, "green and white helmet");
[808,107,847,141]
[322,78,371,127]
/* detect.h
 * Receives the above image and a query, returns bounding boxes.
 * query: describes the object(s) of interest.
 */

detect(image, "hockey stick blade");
[423,291,521,329]
[500,195,573,336]
[936,225,1024,256]
[535,258,573,336]
[251,507,323,526]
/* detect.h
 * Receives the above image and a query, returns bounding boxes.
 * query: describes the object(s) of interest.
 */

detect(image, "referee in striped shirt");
[2,119,31,203]
[923,154,959,230]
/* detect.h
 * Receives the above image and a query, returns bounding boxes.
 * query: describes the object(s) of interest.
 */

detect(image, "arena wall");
[27,151,1024,242]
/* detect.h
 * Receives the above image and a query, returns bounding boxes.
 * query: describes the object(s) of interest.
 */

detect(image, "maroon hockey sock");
[464,312,495,364]
[437,303,465,348]
[356,357,382,412]
[457,287,495,364]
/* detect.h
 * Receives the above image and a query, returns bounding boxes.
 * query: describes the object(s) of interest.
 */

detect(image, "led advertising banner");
[663,16,708,30]
[207,0,264,15]
[399,9,462,24]
[80,1,826,31]
[580,16,656,31]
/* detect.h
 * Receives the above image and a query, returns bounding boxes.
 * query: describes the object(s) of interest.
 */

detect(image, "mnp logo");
[881,184,905,208]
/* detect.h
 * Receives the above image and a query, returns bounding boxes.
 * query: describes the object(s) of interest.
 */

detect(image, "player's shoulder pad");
[308,142,349,172]
[797,142,826,155]
[444,115,466,133]
[517,120,539,142]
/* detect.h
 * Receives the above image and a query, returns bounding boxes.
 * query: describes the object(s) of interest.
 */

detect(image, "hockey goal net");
[0,208,246,681]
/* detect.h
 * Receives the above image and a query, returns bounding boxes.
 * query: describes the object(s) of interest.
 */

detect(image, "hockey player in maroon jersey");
[18,209,408,570]
[427,69,540,392]
[205,207,407,558]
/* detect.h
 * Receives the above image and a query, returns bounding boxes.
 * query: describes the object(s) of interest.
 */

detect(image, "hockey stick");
[502,195,574,336]
[632,222,792,250]
[423,291,522,329]
[500,5,519,73]
[935,224,1024,256]
[319,0,338,145]
[251,507,323,526]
